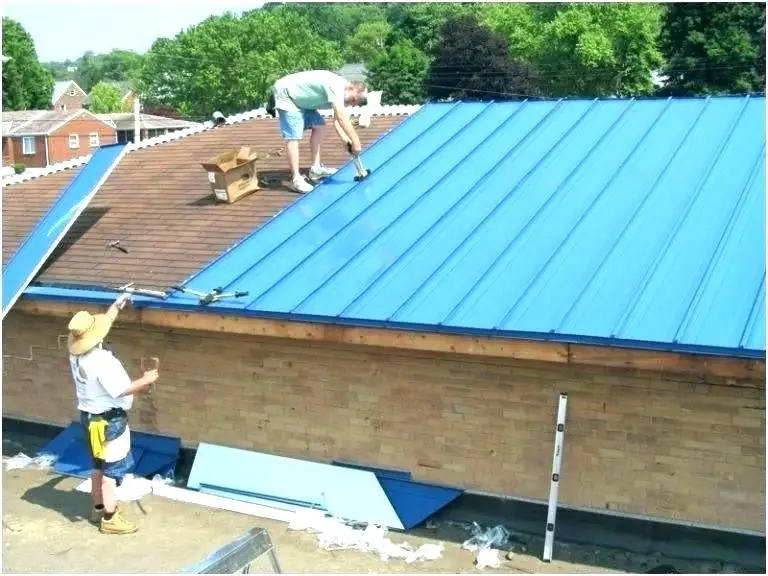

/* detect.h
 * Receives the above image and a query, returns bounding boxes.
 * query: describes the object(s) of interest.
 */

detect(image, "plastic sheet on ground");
[288,509,444,563]
[3,452,57,471]
[75,473,172,502]
[462,522,510,569]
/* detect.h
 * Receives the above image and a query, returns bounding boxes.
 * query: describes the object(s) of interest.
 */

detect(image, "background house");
[2,109,116,168]
[51,80,87,111]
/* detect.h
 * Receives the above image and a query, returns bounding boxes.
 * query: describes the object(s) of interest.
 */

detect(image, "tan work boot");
[100,508,137,535]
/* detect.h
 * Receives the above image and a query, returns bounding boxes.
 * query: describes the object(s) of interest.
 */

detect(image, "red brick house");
[51,80,87,112]
[2,109,117,168]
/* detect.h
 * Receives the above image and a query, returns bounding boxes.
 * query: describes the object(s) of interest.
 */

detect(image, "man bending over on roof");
[268,70,367,193]
[67,293,159,535]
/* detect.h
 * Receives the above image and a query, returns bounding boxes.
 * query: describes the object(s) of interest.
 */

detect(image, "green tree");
[345,20,392,65]
[89,81,123,113]
[529,3,665,97]
[368,39,429,105]
[136,10,342,118]
[2,17,55,110]
[426,15,539,101]
[385,2,477,55]
[264,2,385,46]
[75,49,143,92]
[659,2,765,95]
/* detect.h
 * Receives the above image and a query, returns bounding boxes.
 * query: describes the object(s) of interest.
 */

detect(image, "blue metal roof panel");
[133,98,768,356]
[2,143,127,317]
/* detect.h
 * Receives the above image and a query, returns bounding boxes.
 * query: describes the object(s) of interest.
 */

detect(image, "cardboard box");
[201,147,260,204]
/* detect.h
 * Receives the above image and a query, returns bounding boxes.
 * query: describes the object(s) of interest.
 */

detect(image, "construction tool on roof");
[201,147,260,204]
[117,282,168,300]
[107,240,129,254]
[170,285,250,306]
[347,142,371,181]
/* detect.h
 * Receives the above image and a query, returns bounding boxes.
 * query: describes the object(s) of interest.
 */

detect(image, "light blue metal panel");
[2,144,127,317]
[187,443,404,529]
[119,98,768,356]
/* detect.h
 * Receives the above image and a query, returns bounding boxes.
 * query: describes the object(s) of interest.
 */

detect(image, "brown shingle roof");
[3,115,407,293]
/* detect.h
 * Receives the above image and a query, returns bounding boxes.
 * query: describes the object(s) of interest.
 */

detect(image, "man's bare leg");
[102,475,117,515]
[91,470,103,507]
[310,123,328,168]
[286,140,301,180]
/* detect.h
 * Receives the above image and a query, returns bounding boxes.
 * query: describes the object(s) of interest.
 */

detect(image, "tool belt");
[85,408,127,460]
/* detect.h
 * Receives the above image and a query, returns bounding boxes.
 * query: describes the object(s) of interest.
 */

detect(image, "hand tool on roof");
[107,240,129,254]
[117,282,168,300]
[170,285,250,306]
[347,142,371,181]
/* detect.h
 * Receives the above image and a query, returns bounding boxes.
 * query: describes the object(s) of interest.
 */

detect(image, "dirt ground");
[2,466,757,574]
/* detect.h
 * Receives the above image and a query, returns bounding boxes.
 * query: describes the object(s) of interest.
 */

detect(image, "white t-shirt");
[70,347,133,414]
[272,70,348,112]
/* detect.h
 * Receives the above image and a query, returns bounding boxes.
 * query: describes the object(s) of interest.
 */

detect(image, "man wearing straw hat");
[67,293,158,534]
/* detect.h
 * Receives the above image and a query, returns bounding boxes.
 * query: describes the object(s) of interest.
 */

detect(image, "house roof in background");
[2,109,116,136]
[3,110,412,293]
[179,96,766,358]
[95,112,202,131]
[52,80,85,104]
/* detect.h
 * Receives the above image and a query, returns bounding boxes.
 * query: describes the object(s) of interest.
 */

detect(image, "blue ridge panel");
[39,421,181,479]
[331,460,413,481]
[2,143,127,317]
[173,97,764,358]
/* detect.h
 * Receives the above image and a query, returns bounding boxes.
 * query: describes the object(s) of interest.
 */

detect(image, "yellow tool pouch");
[88,418,107,460]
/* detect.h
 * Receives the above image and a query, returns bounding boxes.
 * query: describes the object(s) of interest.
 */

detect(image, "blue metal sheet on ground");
[187,443,404,529]
[2,143,127,317]
[199,485,318,514]
[39,421,181,479]
[377,477,463,530]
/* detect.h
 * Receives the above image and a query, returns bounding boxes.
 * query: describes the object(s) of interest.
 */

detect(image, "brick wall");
[3,311,764,532]
[8,136,46,168]
[54,90,86,112]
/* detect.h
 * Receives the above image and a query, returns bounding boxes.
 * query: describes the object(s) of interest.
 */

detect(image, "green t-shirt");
[272,70,348,113]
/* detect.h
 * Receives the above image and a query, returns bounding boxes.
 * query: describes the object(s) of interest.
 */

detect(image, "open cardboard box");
[201,146,260,204]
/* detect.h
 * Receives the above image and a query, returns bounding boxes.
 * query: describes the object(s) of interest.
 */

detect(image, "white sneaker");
[308,164,337,181]
[290,176,314,194]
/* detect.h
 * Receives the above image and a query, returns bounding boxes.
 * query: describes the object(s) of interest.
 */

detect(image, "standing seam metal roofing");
[116,97,768,357]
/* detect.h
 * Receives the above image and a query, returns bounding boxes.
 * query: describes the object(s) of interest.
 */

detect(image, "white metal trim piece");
[543,392,568,562]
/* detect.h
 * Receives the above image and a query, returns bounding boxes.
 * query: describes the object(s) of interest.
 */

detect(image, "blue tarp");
[2,143,127,317]
[187,443,462,530]
[39,421,180,480]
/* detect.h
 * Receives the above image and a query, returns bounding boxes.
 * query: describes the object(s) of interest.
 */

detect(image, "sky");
[3,0,268,62]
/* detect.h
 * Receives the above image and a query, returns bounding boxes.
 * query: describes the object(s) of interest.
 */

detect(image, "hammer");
[347,142,371,181]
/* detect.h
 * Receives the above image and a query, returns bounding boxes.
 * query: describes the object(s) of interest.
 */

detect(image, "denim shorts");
[278,109,326,140]
[80,410,134,484]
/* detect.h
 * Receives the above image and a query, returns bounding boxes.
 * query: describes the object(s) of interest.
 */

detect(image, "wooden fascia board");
[13,299,765,384]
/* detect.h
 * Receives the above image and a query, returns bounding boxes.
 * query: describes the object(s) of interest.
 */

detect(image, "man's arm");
[332,103,361,154]
[117,370,158,397]
[105,293,130,322]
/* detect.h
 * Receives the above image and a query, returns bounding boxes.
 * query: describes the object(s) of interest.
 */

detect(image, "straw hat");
[67,311,113,355]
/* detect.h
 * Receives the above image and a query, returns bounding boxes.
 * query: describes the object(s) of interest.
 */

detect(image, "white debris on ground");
[3,453,57,471]
[76,473,173,502]
[461,522,511,569]
[288,509,444,563]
